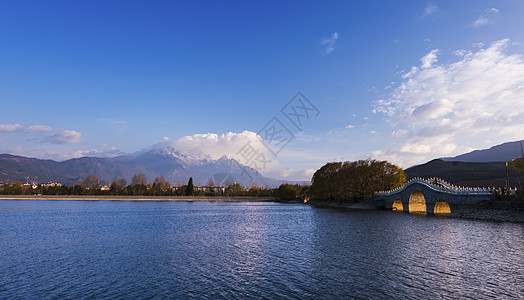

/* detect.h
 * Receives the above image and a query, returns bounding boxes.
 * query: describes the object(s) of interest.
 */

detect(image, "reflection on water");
[0,200,522,299]
[409,190,427,215]
[434,199,451,215]
[392,198,403,212]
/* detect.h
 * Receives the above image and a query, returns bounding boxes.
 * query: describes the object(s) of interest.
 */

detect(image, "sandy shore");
[0,195,277,202]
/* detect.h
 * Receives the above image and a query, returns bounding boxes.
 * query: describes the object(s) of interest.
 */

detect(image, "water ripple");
[0,201,522,299]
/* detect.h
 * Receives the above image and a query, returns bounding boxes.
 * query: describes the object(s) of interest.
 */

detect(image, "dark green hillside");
[0,154,71,184]
[405,159,524,188]
[0,154,134,185]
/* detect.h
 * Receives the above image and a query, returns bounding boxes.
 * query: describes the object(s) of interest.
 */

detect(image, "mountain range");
[405,159,524,188]
[406,140,524,187]
[0,146,292,187]
[441,140,524,162]
[2,140,523,188]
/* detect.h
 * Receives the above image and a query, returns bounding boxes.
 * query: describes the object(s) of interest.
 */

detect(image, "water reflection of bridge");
[374,178,516,215]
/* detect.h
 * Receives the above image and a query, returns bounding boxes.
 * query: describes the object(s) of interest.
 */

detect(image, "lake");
[1,200,523,299]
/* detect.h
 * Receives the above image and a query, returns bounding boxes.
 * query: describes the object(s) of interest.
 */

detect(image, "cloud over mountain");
[47,130,81,144]
[160,131,312,181]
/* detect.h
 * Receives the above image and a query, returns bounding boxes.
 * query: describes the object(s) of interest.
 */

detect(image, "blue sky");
[2,1,524,181]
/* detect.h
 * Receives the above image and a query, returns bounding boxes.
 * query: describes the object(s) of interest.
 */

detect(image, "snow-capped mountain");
[0,146,289,187]
[122,146,282,186]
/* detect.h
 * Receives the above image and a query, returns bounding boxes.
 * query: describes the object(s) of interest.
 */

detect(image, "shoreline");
[0,195,277,202]
[3,195,522,223]
[308,199,524,223]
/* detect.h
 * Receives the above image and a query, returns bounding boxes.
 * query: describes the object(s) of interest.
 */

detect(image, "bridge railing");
[375,177,517,197]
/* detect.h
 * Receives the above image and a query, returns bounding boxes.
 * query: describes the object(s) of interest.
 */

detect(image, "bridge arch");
[392,199,403,212]
[434,199,451,215]
[375,178,496,217]
[408,190,426,214]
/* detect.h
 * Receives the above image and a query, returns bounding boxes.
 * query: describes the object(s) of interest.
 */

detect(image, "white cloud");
[0,123,81,144]
[472,7,499,27]
[161,131,313,181]
[421,3,439,18]
[472,16,489,27]
[345,124,355,129]
[281,168,315,183]
[420,49,439,69]
[165,131,263,159]
[0,123,23,132]
[399,143,432,154]
[67,147,123,159]
[453,50,470,57]
[27,125,53,133]
[321,32,339,55]
[392,129,408,137]
[24,124,82,144]
[374,39,524,167]
[473,42,485,48]
[47,130,81,144]
[410,98,454,121]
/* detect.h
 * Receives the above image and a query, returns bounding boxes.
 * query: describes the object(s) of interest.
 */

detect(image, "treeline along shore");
[2,158,524,222]
[0,195,277,202]
[0,173,309,201]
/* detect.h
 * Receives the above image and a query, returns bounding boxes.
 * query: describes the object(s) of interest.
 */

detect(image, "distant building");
[194,185,226,194]
[42,182,62,188]
[22,183,39,189]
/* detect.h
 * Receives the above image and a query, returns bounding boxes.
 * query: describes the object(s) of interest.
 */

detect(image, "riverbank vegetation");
[0,159,406,203]
[0,173,310,199]
[512,156,524,203]
[309,159,406,203]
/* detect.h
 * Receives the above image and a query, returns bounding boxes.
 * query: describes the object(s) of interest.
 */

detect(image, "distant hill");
[405,159,524,188]
[442,140,524,162]
[0,147,295,187]
[406,140,524,187]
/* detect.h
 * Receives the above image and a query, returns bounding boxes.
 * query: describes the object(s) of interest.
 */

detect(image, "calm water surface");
[0,200,523,299]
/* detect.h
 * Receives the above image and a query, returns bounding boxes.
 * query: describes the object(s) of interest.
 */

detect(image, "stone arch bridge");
[374,178,515,215]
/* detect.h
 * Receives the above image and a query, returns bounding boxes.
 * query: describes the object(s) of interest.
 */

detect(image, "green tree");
[512,158,524,175]
[152,175,170,196]
[73,184,84,195]
[511,154,524,202]
[185,177,194,196]
[275,183,303,201]
[110,177,127,195]
[310,159,406,202]
[226,183,244,196]
[309,162,344,200]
